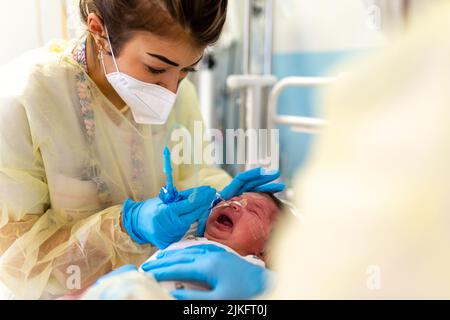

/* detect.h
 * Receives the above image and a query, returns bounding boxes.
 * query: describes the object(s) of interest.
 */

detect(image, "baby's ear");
[261,249,275,267]
[257,251,266,261]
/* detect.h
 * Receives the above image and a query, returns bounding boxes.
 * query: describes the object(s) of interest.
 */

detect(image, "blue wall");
[273,51,354,185]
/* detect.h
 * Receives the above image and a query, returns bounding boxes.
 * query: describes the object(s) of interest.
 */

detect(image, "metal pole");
[243,0,252,75]
[263,0,274,75]
[267,77,335,132]
[239,0,252,172]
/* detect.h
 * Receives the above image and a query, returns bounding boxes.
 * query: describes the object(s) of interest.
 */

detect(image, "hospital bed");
[267,76,335,134]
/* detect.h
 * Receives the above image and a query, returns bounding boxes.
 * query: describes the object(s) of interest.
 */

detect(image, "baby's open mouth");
[217,214,233,228]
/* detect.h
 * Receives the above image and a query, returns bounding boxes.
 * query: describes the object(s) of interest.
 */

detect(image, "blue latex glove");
[219,167,285,201]
[141,244,271,300]
[122,186,216,249]
[155,244,227,259]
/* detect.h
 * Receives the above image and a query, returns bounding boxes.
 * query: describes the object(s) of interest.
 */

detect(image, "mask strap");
[104,26,120,73]
[100,51,108,76]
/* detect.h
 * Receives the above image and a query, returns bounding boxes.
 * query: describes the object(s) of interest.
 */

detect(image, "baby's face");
[204,192,280,260]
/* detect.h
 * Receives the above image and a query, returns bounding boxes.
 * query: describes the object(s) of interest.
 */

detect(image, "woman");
[0,0,283,299]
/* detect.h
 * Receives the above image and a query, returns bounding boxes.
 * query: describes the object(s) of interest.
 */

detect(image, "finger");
[252,182,285,194]
[169,189,216,214]
[178,205,210,227]
[156,245,225,259]
[178,203,210,218]
[178,207,207,226]
[237,168,280,183]
[221,168,281,200]
[178,187,216,208]
[219,168,261,199]
[196,217,207,237]
[237,167,267,180]
[186,244,226,253]
[156,248,206,259]
[177,186,216,199]
[196,210,211,236]
[171,289,214,300]
[220,168,263,198]
[148,264,209,284]
[186,187,217,205]
[141,255,194,272]
[239,172,281,193]
[159,186,182,204]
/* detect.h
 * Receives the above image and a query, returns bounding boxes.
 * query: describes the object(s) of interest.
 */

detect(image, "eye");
[182,67,198,74]
[249,207,261,218]
[146,66,166,75]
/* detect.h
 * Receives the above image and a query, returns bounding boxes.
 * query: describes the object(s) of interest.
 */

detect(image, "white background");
[0,0,82,66]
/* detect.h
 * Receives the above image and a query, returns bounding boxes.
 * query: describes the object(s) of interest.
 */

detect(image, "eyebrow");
[146,53,204,68]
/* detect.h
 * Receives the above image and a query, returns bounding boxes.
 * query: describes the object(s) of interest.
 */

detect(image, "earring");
[97,44,103,61]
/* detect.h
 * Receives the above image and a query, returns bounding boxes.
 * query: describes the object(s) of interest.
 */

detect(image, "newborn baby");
[140,192,283,292]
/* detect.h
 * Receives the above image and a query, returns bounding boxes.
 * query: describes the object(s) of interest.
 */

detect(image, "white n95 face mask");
[101,28,177,125]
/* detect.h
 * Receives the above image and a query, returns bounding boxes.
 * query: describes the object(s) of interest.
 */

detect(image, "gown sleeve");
[0,95,153,299]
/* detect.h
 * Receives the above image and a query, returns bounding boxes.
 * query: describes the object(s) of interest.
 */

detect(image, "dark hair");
[79,0,228,55]
[264,192,285,213]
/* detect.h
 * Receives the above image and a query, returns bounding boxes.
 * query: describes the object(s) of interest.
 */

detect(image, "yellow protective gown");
[268,2,450,299]
[0,39,231,299]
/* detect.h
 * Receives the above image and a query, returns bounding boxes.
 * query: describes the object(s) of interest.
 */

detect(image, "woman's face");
[101,30,204,94]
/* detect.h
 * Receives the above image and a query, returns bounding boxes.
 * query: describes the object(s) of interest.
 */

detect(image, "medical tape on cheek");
[219,198,248,208]
[238,198,248,208]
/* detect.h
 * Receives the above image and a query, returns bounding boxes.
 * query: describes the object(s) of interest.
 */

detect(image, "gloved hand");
[141,244,272,300]
[154,244,227,259]
[122,186,216,249]
[219,167,285,201]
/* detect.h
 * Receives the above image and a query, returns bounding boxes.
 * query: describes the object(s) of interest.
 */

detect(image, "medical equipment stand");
[227,0,277,172]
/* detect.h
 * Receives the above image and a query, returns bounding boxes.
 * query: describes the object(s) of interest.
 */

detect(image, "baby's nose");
[230,202,241,211]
